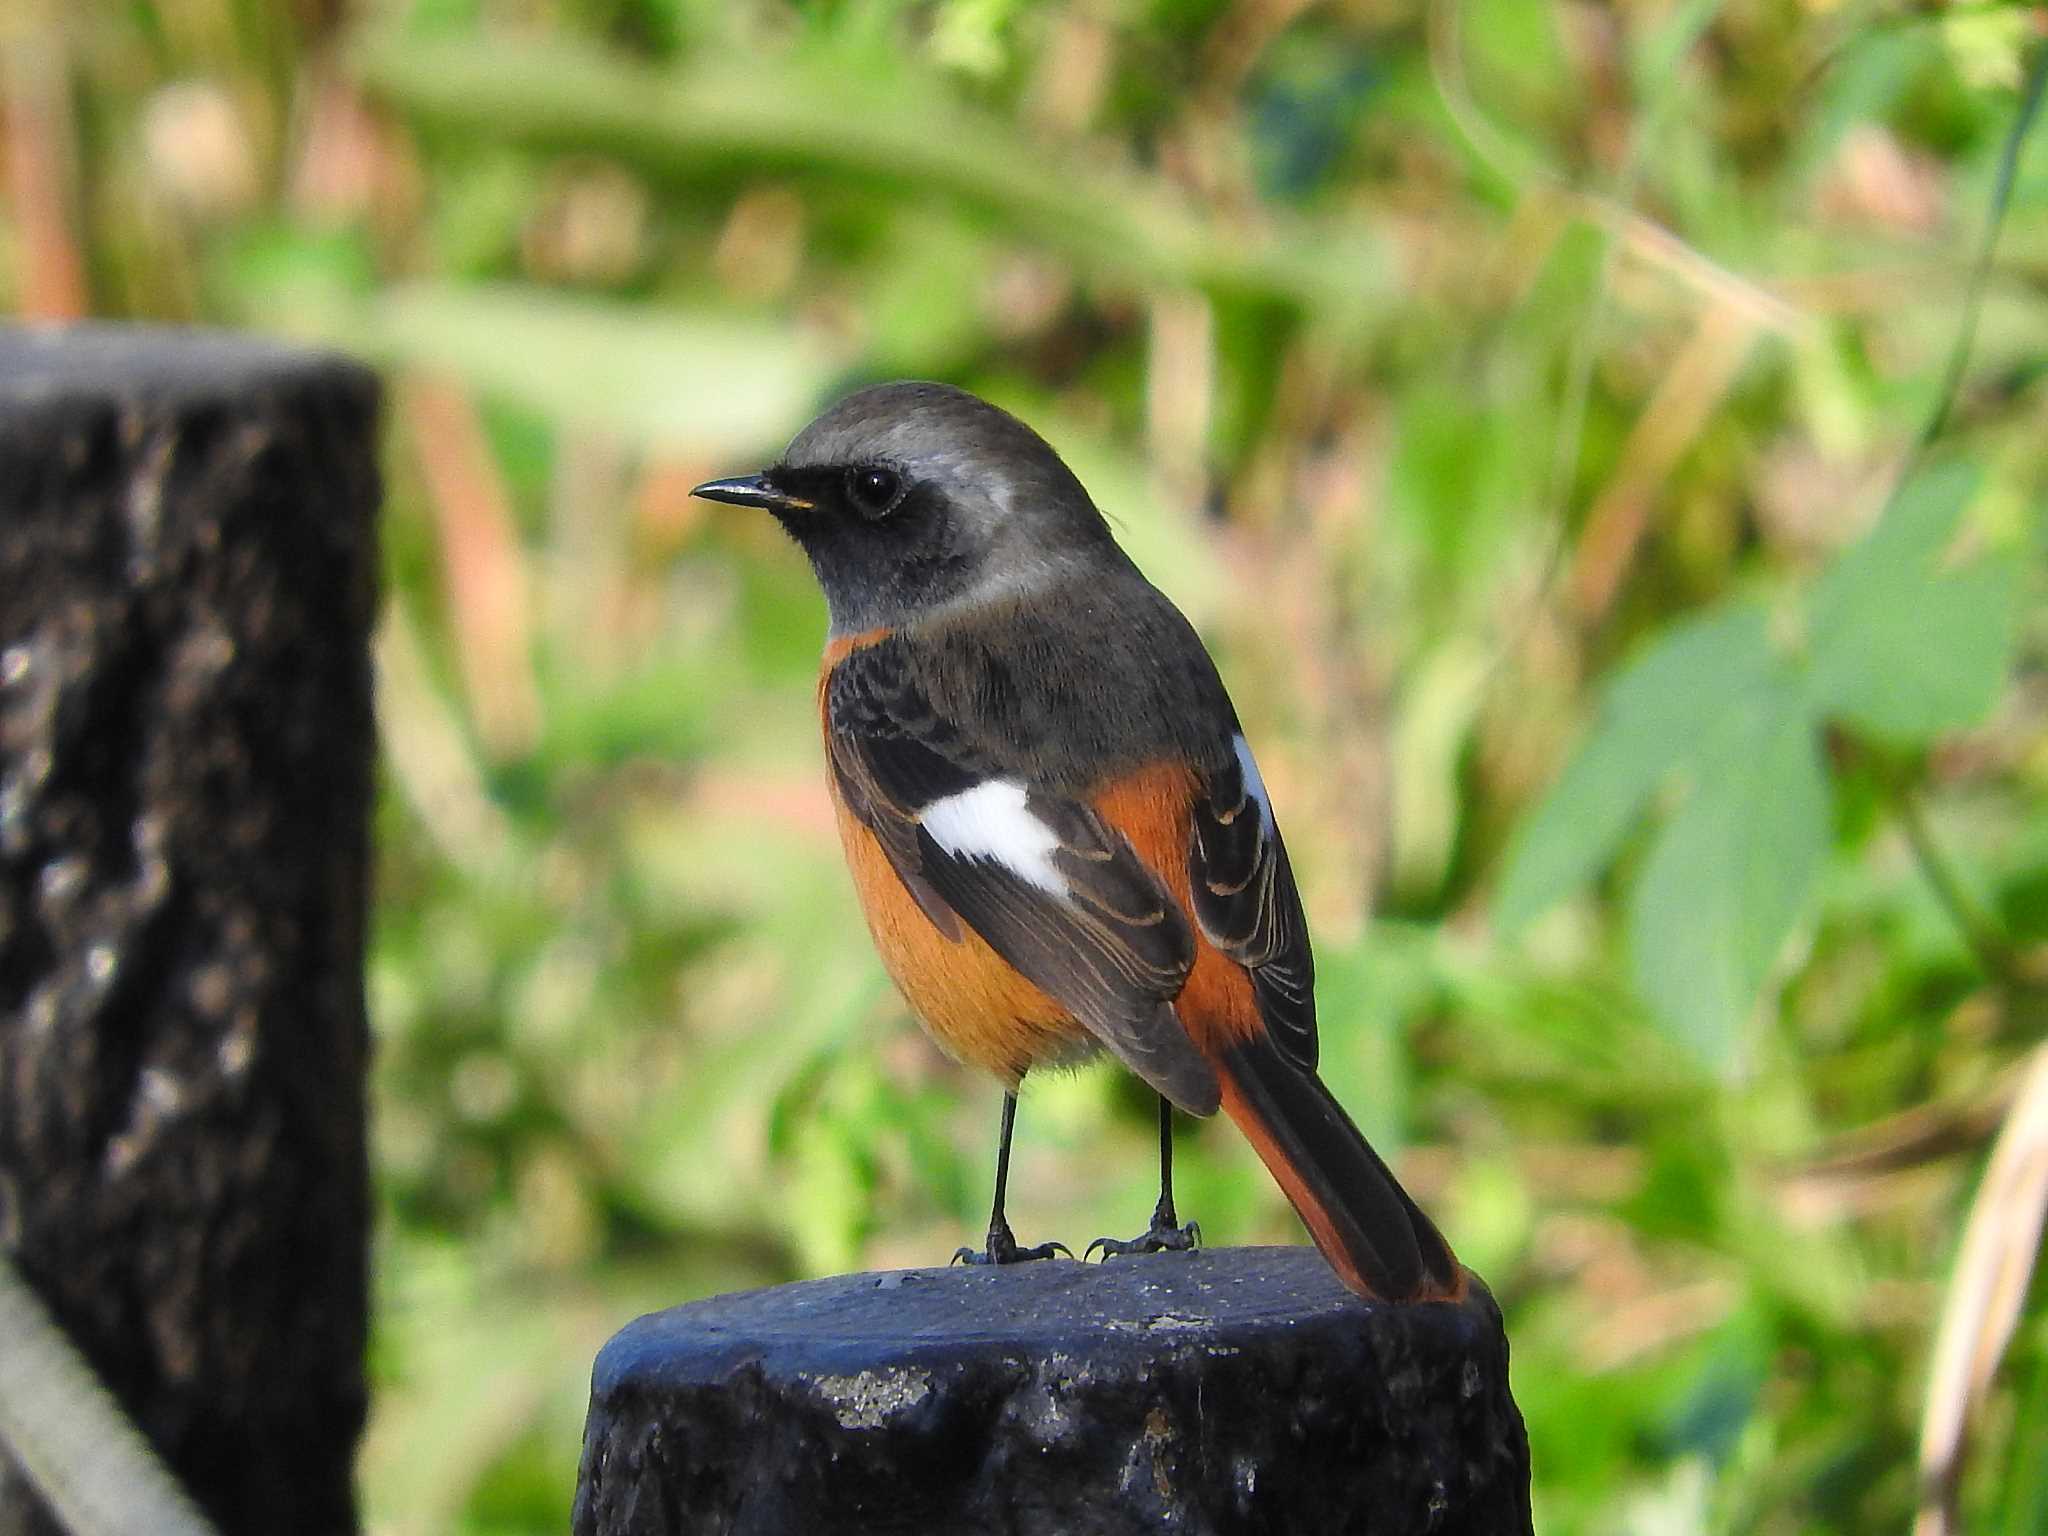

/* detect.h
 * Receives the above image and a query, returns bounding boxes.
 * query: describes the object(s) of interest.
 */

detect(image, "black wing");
[1188,740,1317,1070]
[827,638,1219,1114]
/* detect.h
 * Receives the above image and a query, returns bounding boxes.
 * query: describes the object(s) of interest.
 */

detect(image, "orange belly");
[829,790,1089,1084]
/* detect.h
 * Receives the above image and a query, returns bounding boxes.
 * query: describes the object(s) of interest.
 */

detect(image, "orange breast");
[818,640,1084,1085]
[829,790,1088,1084]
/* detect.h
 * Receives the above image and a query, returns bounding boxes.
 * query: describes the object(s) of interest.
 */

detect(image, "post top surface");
[0,323,373,409]
[580,1248,1530,1533]
[597,1246,1497,1389]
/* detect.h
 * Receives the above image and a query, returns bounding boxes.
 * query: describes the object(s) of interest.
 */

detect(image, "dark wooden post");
[0,326,381,1536]
[573,1247,1531,1536]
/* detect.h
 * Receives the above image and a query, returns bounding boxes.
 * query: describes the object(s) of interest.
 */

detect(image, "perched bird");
[694,382,1459,1303]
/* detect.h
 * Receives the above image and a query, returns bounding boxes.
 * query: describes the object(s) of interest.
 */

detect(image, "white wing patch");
[920,780,1070,898]
[1232,734,1276,834]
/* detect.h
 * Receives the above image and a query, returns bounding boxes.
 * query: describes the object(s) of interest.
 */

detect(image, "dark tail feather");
[1215,1030,1460,1302]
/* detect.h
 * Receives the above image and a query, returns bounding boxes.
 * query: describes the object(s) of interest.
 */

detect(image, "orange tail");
[1215,1030,1461,1303]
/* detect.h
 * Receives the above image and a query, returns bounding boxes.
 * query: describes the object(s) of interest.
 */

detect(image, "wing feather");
[827,639,1219,1114]
[1189,737,1317,1070]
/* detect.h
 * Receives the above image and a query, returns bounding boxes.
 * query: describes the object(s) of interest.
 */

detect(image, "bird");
[693,381,1460,1303]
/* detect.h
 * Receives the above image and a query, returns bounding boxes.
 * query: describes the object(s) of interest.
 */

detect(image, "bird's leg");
[1087,1096,1202,1260]
[953,1090,1072,1265]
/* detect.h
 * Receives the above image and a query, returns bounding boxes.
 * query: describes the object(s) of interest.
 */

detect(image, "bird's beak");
[690,474,814,514]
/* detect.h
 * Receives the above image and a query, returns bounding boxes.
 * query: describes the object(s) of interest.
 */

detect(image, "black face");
[754,460,979,633]
[694,380,1129,635]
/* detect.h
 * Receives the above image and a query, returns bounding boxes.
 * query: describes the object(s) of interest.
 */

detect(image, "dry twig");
[1914,1042,2048,1536]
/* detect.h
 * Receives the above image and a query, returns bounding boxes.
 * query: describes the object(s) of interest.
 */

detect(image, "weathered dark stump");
[0,325,381,1536]
[573,1247,1531,1536]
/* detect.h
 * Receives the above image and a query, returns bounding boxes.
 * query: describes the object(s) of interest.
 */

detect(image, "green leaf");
[1627,679,1830,1070]
[1494,600,1779,931]
[371,282,838,450]
[350,27,1390,324]
[247,275,839,452]
[1808,460,2022,741]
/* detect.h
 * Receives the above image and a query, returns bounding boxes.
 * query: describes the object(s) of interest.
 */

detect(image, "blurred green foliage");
[1499,460,2025,1062]
[8,0,2046,1531]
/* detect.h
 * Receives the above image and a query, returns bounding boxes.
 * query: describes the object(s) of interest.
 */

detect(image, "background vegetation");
[5,0,2045,1529]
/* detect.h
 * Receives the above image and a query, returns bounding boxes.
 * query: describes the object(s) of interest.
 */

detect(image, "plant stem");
[1895,789,2015,988]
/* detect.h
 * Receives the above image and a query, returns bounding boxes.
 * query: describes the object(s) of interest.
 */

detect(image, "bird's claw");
[1087,1218,1201,1262]
[952,1227,1073,1266]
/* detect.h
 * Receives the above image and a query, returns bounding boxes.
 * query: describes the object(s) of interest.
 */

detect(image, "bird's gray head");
[693,382,1122,636]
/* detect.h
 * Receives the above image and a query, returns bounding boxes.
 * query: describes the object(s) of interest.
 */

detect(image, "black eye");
[845,466,903,519]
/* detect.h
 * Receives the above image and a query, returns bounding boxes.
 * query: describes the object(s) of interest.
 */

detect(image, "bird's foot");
[1086,1213,1201,1261]
[952,1220,1073,1267]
